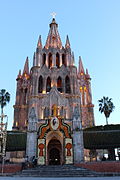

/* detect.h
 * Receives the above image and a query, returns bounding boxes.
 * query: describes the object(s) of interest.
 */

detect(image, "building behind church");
[12,18,95,165]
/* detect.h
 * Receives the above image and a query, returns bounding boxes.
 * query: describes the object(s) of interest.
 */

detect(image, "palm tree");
[98,96,115,125]
[0,89,10,123]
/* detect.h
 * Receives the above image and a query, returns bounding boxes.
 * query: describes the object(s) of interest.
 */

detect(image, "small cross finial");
[51,12,56,19]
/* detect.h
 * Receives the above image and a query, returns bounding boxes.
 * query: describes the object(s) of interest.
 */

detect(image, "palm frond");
[98,96,115,124]
[0,89,10,110]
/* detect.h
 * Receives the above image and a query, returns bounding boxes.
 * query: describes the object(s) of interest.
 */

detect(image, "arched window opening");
[38,76,43,93]
[56,53,60,68]
[62,54,66,66]
[43,53,46,66]
[48,53,52,68]
[46,77,51,92]
[65,76,71,93]
[48,139,61,165]
[57,76,62,93]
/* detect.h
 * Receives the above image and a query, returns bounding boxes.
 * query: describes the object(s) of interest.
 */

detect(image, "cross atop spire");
[51,12,56,19]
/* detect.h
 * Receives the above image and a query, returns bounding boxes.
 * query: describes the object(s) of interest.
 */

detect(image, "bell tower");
[78,56,95,128]
[13,57,30,131]
[13,17,95,164]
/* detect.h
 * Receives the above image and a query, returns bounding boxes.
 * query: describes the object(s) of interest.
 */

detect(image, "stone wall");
[0,164,22,173]
[76,161,120,172]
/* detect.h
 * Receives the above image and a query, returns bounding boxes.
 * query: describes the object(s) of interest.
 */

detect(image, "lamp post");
[0,114,8,174]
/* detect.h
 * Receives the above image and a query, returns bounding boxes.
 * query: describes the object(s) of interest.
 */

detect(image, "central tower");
[13,18,95,165]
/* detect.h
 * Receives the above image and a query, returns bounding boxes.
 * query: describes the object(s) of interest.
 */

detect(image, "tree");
[0,89,10,123]
[98,96,115,125]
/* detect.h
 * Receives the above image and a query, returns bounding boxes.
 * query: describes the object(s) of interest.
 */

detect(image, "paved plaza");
[0,177,120,180]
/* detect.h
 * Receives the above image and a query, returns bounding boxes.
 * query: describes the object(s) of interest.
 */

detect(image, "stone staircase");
[18,164,101,177]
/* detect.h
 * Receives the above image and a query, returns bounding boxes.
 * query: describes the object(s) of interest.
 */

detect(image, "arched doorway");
[49,148,60,165]
[48,139,62,165]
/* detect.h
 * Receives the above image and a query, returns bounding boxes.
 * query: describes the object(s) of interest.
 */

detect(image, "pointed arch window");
[65,76,71,93]
[62,54,66,66]
[48,53,52,68]
[56,53,60,68]
[38,75,43,93]
[57,76,62,93]
[43,53,46,66]
[46,77,51,92]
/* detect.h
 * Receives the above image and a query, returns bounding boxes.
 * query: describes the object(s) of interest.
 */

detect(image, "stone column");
[43,77,46,93]
[60,54,62,67]
[26,107,38,161]
[46,54,48,67]
[72,105,84,163]
[66,53,70,67]
[73,130,84,163]
[63,79,65,93]
[39,52,43,68]
[37,52,41,67]
[52,53,56,67]
[26,132,37,161]
[70,76,73,94]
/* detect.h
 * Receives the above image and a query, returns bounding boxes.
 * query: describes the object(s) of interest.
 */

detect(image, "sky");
[0,0,120,130]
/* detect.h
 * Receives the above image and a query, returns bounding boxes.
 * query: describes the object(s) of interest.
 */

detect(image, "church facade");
[12,18,94,165]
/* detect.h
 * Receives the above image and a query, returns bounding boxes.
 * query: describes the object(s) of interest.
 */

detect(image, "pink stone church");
[12,18,95,165]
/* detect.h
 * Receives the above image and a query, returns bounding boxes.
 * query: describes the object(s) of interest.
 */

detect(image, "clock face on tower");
[50,117,59,130]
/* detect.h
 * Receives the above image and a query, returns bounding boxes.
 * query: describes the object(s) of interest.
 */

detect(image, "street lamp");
[0,114,8,174]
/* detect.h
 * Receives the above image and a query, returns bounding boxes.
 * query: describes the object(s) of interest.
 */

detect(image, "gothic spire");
[37,35,42,49]
[17,70,21,80]
[45,18,62,49]
[86,68,90,79]
[78,56,85,74]
[65,35,70,48]
[23,57,29,75]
